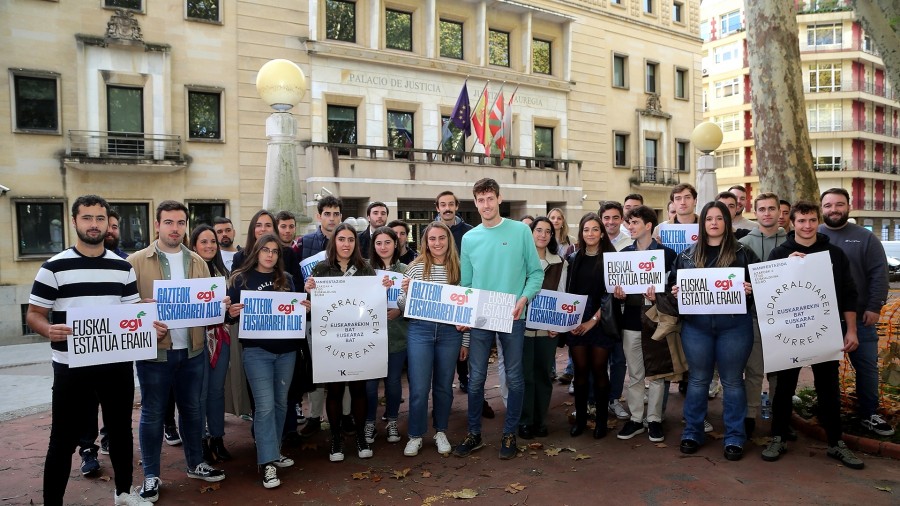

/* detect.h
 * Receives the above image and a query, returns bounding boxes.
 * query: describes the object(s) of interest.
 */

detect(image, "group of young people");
[27,178,894,504]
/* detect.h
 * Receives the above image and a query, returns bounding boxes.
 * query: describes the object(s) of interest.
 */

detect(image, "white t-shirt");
[163,250,190,350]
[221,250,236,272]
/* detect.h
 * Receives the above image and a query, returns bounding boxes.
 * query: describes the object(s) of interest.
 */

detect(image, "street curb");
[791,413,900,460]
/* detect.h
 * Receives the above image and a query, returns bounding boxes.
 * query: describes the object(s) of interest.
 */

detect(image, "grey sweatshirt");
[819,222,889,315]
[739,226,788,263]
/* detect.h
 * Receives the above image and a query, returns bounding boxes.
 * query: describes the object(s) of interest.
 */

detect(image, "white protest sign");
[525,290,588,332]
[403,280,516,334]
[238,291,307,339]
[311,277,387,383]
[153,276,226,328]
[375,269,402,309]
[300,251,326,281]
[676,268,746,315]
[749,252,844,373]
[66,303,159,367]
[603,250,666,294]
[657,224,699,255]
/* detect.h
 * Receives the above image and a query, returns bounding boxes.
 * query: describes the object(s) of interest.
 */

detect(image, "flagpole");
[467,80,489,154]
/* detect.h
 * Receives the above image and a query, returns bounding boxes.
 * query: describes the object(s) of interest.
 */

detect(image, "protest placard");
[525,290,589,332]
[238,291,307,339]
[657,224,699,254]
[402,280,516,333]
[603,250,666,294]
[749,252,844,373]
[375,269,402,309]
[66,303,159,367]
[311,277,387,383]
[153,276,226,328]
[676,267,745,315]
[300,251,326,281]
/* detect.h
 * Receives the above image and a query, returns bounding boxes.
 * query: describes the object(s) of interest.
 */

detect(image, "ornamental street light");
[690,121,724,206]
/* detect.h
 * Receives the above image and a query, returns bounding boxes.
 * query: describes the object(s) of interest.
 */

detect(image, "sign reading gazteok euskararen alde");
[153,277,226,328]
[238,292,307,339]
[402,280,516,333]
[375,270,402,309]
[525,290,589,332]
[65,303,159,367]
[657,224,699,255]
[603,250,666,294]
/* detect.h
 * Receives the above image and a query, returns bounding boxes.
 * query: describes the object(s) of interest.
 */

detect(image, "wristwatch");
[591,315,599,322]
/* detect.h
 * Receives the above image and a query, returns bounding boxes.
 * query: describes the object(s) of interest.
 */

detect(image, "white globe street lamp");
[690,121,724,206]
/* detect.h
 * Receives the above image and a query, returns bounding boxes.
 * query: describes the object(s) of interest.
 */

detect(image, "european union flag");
[451,83,471,137]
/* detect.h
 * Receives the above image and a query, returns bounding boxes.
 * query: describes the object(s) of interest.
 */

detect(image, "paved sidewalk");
[0,344,897,505]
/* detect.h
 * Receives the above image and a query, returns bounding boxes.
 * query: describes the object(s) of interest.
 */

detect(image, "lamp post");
[690,121,724,206]
[256,59,307,217]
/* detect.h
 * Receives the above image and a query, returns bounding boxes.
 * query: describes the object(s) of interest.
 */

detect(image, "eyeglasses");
[260,247,280,256]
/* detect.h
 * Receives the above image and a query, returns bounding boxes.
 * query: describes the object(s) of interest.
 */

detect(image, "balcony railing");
[303,142,580,171]
[630,166,681,186]
[805,81,895,100]
[66,130,184,161]
[817,161,900,174]
[807,120,900,138]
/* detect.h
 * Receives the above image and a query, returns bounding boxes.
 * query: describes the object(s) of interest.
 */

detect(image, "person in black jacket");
[760,201,863,469]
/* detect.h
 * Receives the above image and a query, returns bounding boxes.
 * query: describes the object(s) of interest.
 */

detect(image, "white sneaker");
[568,383,575,395]
[608,399,630,420]
[404,437,423,457]
[262,464,280,489]
[386,420,401,443]
[115,490,153,506]
[434,432,451,455]
[704,419,714,433]
[861,414,896,436]
[708,381,720,399]
[273,454,294,468]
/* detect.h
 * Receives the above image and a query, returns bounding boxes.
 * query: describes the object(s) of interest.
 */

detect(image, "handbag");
[599,294,622,341]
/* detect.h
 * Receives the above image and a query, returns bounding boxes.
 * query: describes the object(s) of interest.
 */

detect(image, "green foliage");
[533,39,551,75]
[326,0,355,43]
[489,30,509,67]
[440,20,463,59]
[187,0,219,21]
[188,91,220,139]
[386,9,412,51]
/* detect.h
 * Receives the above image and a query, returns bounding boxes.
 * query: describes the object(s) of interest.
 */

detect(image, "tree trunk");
[852,0,900,95]
[746,0,818,204]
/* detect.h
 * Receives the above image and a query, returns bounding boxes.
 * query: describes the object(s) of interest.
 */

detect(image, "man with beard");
[213,217,239,271]
[106,209,128,259]
[727,185,758,232]
[358,201,389,259]
[819,188,894,437]
[27,194,165,506]
[129,201,226,502]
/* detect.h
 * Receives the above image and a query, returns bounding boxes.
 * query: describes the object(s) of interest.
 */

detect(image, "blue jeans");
[608,339,626,403]
[243,347,295,465]
[366,350,407,422]
[680,313,753,447]
[468,319,526,435]
[406,321,462,437]
[203,339,230,438]
[137,349,205,478]
[849,322,879,418]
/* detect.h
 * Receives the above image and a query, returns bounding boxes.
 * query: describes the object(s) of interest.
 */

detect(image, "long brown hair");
[408,222,460,284]
[693,201,738,268]
[230,233,290,292]
[368,226,400,270]
[323,223,368,272]
[576,212,615,253]
[243,209,275,252]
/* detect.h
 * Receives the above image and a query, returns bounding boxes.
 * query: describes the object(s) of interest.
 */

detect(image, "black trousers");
[771,360,842,446]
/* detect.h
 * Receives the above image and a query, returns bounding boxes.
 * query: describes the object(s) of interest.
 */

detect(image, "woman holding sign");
[564,212,618,439]
[363,227,409,446]
[519,217,568,439]
[226,233,308,489]
[397,222,467,457]
[669,201,757,461]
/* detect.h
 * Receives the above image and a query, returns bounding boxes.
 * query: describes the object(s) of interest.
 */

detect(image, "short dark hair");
[473,177,500,197]
[779,199,791,208]
[366,201,388,217]
[530,216,559,254]
[728,184,747,194]
[790,200,821,222]
[716,191,738,203]
[317,195,343,214]
[820,188,850,203]
[72,195,110,217]
[520,215,535,222]
[435,191,458,206]
[387,219,409,234]
[274,210,296,226]
[625,205,658,231]
[213,216,233,226]
[623,193,644,204]
[107,208,120,222]
[156,200,188,223]
[599,201,624,218]
[670,183,697,201]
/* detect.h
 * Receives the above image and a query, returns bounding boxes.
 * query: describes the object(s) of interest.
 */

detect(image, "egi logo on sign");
[560,300,580,314]
[197,283,218,302]
[120,311,146,332]
[278,298,299,315]
[450,289,473,305]
[638,255,657,272]
[714,273,737,291]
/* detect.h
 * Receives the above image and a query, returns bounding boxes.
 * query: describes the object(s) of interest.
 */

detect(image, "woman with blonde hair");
[548,208,575,258]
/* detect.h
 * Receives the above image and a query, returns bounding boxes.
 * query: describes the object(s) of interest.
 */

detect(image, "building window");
[715,113,741,133]
[715,148,739,168]
[675,68,687,99]
[807,23,842,46]
[186,0,219,22]
[489,29,510,67]
[809,63,841,92]
[534,126,554,160]
[645,61,658,94]
[327,105,357,154]
[644,139,658,168]
[613,54,627,88]
[187,90,221,140]
[107,85,144,156]
[387,110,414,158]
[110,203,150,252]
[12,72,60,133]
[676,140,689,172]
[386,9,412,51]
[700,21,711,42]
[714,43,739,64]
[644,0,654,14]
[814,155,842,171]
[807,102,842,132]
[532,39,551,75]
[673,2,684,23]
[441,115,464,156]
[720,10,741,36]
[16,201,65,257]
[105,0,142,10]
[714,77,740,98]
[439,19,463,59]
[614,133,628,167]
[188,202,227,228]
[326,0,355,42]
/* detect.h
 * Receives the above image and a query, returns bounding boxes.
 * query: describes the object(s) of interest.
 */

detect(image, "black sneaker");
[617,420,645,440]
[262,464,280,489]
[647,421,665,442]
[99,438,110,455]
[300,417,321,437]
[341,414,357,436]
[187,463,225,482]
[80,448,100,476]
[861,414,895,437]
[356,434,373,459]
[329,435,345,462]
[139,476,161,502]
[164,426,182,446]
[452,433,484,457]
[499,433,517,460]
